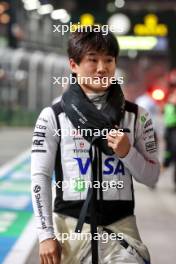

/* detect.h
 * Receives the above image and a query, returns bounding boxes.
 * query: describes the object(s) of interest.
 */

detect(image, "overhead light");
[80,13,94,25]
[37,4,53,15]
[134,14,168,37]
[115,0,125,8]
[128,50,138,59]
[23,0,40,11]
[51,9,70,23]
[108,13,131,35]
[151,88,165,101]
[107,3,116,13]
[0,2,10,12]
[0,4,5,14]
[117,36,158,50]
[0,13,10,24]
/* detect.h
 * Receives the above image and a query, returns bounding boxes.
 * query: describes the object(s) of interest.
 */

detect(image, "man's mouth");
[94,76,107,79]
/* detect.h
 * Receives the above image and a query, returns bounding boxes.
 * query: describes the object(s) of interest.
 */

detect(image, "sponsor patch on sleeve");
[145,141,157,153]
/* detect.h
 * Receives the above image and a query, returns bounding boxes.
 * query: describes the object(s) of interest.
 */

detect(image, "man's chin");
[87,84,110,92]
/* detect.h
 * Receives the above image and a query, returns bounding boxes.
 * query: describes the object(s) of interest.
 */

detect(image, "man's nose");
[97,61,106,74]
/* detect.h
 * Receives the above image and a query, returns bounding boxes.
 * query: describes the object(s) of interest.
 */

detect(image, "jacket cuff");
[119,146,136,164]
[38,228,55,243]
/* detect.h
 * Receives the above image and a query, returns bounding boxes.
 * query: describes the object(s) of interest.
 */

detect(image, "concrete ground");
[135,166,176,264]
[0,127,33,166]
[0,127,176,264]
[0,127,39,264]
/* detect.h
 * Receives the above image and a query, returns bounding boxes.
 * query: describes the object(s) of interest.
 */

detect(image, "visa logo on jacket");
[74,157,125,175]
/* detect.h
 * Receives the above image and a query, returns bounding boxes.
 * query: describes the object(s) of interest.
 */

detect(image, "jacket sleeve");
[120,106,160,187]
[31,107,59,242]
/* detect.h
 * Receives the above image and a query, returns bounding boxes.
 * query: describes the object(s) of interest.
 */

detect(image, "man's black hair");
[67,26,120,64]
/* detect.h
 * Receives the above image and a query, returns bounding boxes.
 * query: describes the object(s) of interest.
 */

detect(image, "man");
[31,28,160,264]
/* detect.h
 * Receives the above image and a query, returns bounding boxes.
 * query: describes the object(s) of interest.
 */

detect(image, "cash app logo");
[74,178,86,192]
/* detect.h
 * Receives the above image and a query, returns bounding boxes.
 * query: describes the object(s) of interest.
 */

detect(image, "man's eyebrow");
[86,52,114,57]
[86,52,97,56]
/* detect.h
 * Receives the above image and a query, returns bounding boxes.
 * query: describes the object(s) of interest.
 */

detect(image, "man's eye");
[88,58,97,62]
[106,58,113,63]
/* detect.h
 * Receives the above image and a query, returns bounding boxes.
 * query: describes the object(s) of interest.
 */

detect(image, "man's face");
[69,51,117,93]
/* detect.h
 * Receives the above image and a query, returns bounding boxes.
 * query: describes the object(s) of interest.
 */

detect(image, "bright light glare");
[108,13,131,35]
[38,4,53,15]
[0,4,5,14]
[23,0,40,11]
[51,9,70,22]
[0,13,10,24]
[117,36,157,50]
[152,89,165,101]
[107,3,116,13]
[115,0,125,8]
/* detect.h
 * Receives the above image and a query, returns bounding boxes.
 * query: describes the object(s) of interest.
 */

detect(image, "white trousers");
[53,213,150,264]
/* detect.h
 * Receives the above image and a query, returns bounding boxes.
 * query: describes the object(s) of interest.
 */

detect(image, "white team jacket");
[31,101,160,242]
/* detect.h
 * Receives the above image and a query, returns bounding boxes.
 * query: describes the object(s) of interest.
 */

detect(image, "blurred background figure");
[136,89,160,134]
[163,70,176,192]
[135,90,160,191]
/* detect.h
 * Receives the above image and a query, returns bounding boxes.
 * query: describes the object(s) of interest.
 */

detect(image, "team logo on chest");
[74,157,125,176]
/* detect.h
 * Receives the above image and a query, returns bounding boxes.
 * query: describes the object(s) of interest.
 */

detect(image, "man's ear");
[69,58,79,74]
